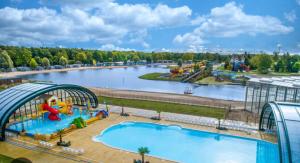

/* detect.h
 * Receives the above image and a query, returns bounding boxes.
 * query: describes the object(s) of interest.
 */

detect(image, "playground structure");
[38,94,73,121]
[0,83,106,141]
[230,55,250,72]
[169,61,212,83]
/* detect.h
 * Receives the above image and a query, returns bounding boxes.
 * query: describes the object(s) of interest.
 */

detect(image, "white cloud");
[99,44,134,51]
[174,2,293,51]
[297,0,300,5]
[284,10,297,22]
[191,16,205,25]
[0,1,192,47]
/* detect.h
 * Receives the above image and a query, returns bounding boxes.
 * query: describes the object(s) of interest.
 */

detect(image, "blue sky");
[0,0,299,53]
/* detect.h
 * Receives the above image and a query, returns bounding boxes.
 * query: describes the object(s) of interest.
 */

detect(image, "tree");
[34,56,42,65]
[250,55,259,69]
[93,51,103,62]
[146,55,152,64]
[75,52,87,63]
[29,58,38,69]
[42,57,50,68]
[59,56,68,66]
[256,54,273,74]
[138,147,150,163]
[182,53,194,61]
[132,55,140,63]
[293,61,300,72]
[0,50,14,69]
[15,48,32,66]
[274,60,285,72]
[85,51,93,64]
[177,59,183,67]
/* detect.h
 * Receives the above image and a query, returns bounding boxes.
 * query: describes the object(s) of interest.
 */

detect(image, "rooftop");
[248,76,300,88]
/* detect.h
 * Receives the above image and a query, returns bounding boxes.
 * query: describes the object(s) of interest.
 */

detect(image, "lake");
[19,66,245,101]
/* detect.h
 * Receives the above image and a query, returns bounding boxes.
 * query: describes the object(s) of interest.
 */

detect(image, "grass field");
[99,96,226,119]
[0,154,14,163]
[139,72,181,81]
[195,76,232,85]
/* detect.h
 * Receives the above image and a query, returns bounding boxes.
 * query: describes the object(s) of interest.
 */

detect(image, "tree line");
[244,52,300,74]
[0,45,228,69]
[0,45,299,74]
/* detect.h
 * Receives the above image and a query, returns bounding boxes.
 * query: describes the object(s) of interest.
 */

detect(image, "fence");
[108,105,258,132]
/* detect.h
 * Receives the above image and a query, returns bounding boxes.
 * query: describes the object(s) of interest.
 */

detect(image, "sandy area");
[0,66,128,78]
[91,87,245,110]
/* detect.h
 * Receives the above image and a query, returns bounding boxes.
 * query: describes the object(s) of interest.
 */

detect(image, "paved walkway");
[104,105,258,131]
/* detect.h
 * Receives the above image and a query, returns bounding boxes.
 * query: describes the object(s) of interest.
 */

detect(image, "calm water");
[8,108,90,135]
[20,66,245,101]
[94,121,279,163]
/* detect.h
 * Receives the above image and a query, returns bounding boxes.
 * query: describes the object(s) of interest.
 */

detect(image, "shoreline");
[0,66,128,78]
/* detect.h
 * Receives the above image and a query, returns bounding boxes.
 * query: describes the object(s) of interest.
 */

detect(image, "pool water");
[94,122,279,163]
[8,109,91,135]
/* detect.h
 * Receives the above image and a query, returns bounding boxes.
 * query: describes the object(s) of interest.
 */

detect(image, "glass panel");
[285,121,300,163]
[277,122,290,163]
[281,106,300,121]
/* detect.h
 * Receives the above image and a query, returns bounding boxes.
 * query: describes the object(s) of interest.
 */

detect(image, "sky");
[0,0,299,53]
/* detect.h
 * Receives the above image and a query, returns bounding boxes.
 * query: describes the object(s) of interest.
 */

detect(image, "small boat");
[184,87,193,94]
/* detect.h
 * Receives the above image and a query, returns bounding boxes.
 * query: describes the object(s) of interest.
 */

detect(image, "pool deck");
[2,113,272,163]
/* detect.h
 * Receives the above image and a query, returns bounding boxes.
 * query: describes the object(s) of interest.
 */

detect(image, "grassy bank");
[99,96,225,119]
[139,73,181,81]
[195,76,232,85]
[0,154,14,163]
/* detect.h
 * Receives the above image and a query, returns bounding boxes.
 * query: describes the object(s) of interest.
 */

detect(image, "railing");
[109,106,258,133]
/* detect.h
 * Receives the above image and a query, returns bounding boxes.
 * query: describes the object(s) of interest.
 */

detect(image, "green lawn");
[0,154,14,163]
[139,73,181,81]
[99,96,225,119]
[217,69,300,77]
[195,76,232,85]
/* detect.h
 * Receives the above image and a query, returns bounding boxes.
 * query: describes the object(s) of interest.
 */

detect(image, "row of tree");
[1,45,299,74]
[0,45,228,69]
[248,53,300,74]
[222,52,300,74]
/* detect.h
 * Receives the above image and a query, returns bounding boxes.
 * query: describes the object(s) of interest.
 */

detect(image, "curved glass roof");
[259,102,300,163]
[0,83,98,141]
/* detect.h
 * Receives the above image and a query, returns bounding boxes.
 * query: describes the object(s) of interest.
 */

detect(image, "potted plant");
[138,147,150,163]
[120,105,129,116]
[56,129,71,147]
[157,109,162,120]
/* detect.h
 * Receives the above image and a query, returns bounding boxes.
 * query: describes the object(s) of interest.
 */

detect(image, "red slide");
[42,103,61,121]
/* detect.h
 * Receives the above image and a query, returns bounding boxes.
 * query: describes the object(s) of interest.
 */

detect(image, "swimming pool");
[93,121,279,163]
[8,109,91,135]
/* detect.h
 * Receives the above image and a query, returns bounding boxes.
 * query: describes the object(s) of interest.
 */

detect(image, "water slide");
[96,110,109,118]
[182,70,202,83]
[43,103,61,121]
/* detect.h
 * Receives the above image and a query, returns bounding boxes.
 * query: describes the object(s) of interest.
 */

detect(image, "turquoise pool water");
[8,109,91,135]
[94,121,279,163]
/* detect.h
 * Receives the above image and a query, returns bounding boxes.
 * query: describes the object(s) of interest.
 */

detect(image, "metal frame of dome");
[0,83,98,141]
[259,102,300,163]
